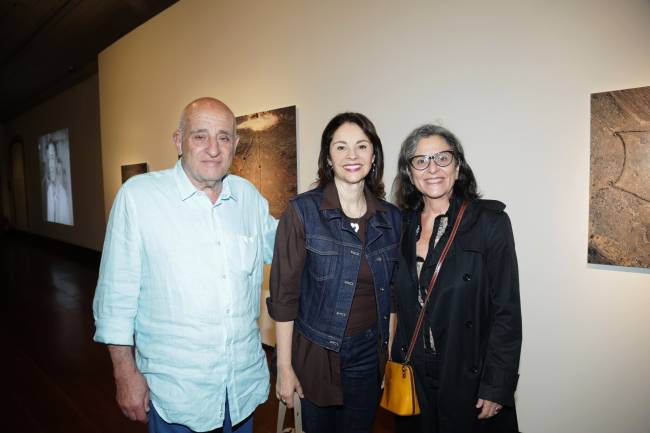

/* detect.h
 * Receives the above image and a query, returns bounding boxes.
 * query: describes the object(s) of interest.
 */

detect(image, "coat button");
[383,315,388,321]
[401,345,408,353]
[471,367,479,374]
[463,273,472,281]
[383,339,388,345]
[465,320,473,328]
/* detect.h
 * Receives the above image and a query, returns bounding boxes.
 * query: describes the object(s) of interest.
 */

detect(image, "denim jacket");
[291,186,401,352]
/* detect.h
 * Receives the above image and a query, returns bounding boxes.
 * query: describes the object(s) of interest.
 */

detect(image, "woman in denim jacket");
[267,112,401,433]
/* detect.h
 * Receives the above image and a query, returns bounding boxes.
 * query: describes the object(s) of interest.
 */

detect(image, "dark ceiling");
[0,0,179,123]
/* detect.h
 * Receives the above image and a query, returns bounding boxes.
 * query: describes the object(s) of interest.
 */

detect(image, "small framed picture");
[121,162,148,184]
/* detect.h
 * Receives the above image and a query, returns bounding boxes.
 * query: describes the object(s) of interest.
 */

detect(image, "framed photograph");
[38,128,74,226]
[233,105,297,218]
[589,86,650,268]
[121,162,148,184]
[232,105,298,346]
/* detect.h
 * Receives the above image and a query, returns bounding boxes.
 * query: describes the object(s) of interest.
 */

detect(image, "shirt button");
[379,287,385,292]
[383,315,388,321]
[222,274,227,279]
[217,241,221,246]
[226,308,230,315]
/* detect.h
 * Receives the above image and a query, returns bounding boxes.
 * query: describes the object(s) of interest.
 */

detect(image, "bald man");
[93,98,278,433]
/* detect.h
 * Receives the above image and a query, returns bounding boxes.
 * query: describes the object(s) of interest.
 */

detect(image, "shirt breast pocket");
[237,235,258,276]
[305,237,338,281]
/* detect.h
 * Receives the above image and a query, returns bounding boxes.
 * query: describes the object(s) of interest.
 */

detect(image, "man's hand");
[108,345,150,423]
[476,398,503,419]
[276,365,304,409]
[115,366,150,422]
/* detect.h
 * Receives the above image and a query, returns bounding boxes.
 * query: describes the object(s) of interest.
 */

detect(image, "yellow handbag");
[380,201,468,416]
[380,360,420,415]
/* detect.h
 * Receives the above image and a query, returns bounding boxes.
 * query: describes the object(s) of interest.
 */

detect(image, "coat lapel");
[401,211,420,287]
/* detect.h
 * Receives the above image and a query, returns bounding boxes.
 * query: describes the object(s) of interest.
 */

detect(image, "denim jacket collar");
[319,181,386,220]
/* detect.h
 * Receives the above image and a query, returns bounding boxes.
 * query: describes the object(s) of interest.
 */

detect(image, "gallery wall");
[97,1,650,432]
[6,75,105,250]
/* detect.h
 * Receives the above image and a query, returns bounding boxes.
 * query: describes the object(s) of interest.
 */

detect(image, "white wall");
[98,1,650,432]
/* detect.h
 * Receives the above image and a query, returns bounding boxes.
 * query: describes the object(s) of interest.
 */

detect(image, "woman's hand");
[276,365,304,409]
[476,398,503,419]
[274,321,303,408]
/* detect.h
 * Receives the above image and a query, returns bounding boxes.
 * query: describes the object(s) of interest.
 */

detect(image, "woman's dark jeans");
[300,327,380,433]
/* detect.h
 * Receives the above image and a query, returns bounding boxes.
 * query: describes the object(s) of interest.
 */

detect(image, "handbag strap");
[276,393,304,433]
[404,200,468,363]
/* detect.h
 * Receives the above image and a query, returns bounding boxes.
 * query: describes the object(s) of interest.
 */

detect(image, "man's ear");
[233,135,240,153]
[173,130,182,156]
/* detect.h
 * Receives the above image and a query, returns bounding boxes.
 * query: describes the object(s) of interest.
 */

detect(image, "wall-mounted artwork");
[121,162,148,183]
[38,128,74,226]
[589,86,650,268]
[232,105,297,347]
[232,105,297,218]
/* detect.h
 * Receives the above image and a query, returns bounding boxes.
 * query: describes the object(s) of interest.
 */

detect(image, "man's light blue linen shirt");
[93,160,277,431]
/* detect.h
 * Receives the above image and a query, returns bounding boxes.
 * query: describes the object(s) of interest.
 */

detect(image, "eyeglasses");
[409,151,456,170]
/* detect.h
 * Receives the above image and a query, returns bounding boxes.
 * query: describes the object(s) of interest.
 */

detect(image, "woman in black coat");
[390,124,522,433]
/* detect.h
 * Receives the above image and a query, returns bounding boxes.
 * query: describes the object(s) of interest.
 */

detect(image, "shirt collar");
[174,159,237,202]
[319,181,384,217]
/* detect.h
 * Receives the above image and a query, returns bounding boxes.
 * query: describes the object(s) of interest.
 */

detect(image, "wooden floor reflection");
[1,232,393,433]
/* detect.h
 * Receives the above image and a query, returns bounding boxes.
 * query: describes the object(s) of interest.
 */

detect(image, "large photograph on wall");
[232,105,297,346]
[589,86,649,268]
[232,105,297,218]
[38,128,74,226]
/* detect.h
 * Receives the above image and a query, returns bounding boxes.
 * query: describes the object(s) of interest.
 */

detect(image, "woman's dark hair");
[316,112,385,199]
[393,124,480,211]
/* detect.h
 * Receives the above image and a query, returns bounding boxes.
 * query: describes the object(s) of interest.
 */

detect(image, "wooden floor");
[1,232,393,433]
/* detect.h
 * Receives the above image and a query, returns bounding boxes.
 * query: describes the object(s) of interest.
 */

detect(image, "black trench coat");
[391,198,522,433]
